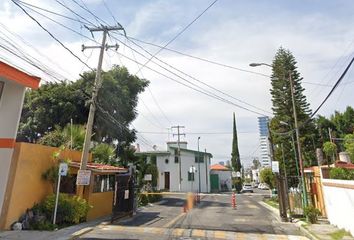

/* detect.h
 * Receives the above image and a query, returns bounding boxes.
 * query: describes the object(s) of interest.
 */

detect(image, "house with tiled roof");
[210,164,232,192]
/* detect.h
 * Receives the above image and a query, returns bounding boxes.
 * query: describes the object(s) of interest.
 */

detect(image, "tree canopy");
[269,47,317,177]
[17,65,149,147]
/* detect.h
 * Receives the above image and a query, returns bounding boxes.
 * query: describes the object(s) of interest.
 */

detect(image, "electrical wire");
[126,35,270,78]
[135,0,219,74]
[11,0,94,71]
[118,34,272,115]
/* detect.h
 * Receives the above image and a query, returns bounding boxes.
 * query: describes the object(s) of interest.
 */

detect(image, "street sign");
[124,190,129,199]
[144,174,152,181]
[272,161,279,173]
[236,171,241,178]
[76,170,92,185]
[59,163,68,176]
[232,171,237,177]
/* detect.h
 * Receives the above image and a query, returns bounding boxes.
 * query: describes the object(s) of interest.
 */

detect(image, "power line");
[135,0,219,74]
[124,39,173,126]
[310,55,354,118]
[119,34,272,115]
[115,50,268,116]
[54,0,96,26]
[11,0,93,71]
[14,0,93,26]
[126,35,270,78]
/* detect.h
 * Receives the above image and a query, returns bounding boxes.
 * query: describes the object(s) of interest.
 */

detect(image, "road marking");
[235,232,246,239]
[163,212,186,228]
[192,229,205,237]
[214,230,226,239]
[88,225,309,240]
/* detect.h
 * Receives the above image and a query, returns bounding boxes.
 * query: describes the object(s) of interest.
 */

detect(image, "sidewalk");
[261,200,354,240]
[0,216,109,240]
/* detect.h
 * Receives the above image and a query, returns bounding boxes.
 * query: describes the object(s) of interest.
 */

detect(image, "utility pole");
[289,72,308,208]
[205,148,208,193]
[79,25,124,181]
[197,137,201,193]
[172,126,185,191]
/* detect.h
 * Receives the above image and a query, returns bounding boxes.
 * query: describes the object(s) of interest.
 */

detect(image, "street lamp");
[197,137,201,193]
[250,62,308,208]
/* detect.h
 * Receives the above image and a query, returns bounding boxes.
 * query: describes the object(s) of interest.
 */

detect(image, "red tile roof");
[335,161,354,169]
[210,164,230,171]
[69,162,128,173]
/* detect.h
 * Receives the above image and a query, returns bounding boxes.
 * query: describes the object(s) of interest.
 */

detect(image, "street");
[80,190,308,240]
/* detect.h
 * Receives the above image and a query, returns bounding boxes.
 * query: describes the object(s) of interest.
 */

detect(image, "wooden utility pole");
[78,25,124,194]
[172,126,185,191]
[289,72,308,208]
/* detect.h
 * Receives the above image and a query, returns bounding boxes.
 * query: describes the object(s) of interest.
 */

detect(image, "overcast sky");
[1,0,354,167]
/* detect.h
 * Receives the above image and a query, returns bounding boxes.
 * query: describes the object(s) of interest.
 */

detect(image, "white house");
[137,142,212,193]
[210,164,232,192]
[0,61,40,219]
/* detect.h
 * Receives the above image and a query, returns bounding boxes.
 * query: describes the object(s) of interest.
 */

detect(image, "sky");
[1,0,354,167]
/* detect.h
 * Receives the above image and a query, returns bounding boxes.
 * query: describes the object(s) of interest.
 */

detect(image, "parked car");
[241,183,254,193]
[258,183,270,190]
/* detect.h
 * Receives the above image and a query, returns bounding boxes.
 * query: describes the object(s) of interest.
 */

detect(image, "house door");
[210,174,219,192]
[164,172,170,190]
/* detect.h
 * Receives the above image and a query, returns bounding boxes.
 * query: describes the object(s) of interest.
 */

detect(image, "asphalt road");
[80,190,308,240]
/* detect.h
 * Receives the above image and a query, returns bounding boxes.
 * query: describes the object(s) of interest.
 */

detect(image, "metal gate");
[111,173,135,222]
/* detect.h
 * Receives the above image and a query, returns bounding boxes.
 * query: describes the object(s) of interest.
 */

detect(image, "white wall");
[210,170,232,191]
[156,151,211,193]
[322,178,354,236]
[0,79,26,217]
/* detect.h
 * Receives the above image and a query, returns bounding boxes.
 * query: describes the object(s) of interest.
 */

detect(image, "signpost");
[76,170,92,186]
[53,163,68,225]
[189,166,197,192]
[272,161,279,173]
[144,174,152,181]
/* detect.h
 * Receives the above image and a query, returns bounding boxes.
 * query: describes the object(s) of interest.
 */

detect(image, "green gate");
[210,174,219,192]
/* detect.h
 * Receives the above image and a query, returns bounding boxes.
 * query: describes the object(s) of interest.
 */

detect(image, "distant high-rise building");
[258,117,271,167]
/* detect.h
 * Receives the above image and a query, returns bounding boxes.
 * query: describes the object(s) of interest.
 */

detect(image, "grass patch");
[263,199,279,209]
[329,229,351,240]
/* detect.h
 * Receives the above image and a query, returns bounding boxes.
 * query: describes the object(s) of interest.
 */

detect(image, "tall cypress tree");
[231,113,241,172]
[270,47,317,179]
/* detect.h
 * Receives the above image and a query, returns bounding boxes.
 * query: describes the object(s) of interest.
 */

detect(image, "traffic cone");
[232,192,236,209]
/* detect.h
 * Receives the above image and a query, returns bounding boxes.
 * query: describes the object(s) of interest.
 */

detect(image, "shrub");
[330,168,354,180]
[38,193,91,225]
[304,206,321,224]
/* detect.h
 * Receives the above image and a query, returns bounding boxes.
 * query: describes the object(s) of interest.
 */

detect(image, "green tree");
[231,113,241,172]
[344,133,354,163]
[322,141,337,164]
[251,158,261,170]
[269,47,317,178]
[17,65,148,148]
[92,143,116,165]
[260,168,275,189]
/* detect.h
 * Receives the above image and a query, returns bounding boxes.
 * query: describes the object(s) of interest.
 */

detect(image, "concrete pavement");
[80,191,308,239]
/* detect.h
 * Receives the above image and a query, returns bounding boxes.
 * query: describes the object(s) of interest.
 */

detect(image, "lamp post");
[250,62,308,209]
[197,137,201,193]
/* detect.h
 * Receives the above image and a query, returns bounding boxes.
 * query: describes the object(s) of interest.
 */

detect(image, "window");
[0,81,4,102]
[188,172,194,181]
[195,155,204,163]
[93,174,115,193]
[165,158,169,164]
[151,155,157,165]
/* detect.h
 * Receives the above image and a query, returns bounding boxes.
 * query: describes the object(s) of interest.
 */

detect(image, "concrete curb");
[259,201,320,240]
[258,201,281,222]
[294,221,320,240]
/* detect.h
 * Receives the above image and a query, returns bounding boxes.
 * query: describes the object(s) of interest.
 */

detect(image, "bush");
[330,168,354,180]
[37,194,91,225]
[304,206,321,224]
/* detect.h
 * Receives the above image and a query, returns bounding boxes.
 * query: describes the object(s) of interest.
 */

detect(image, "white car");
[241,183,254,193]
[258,183,270,190]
